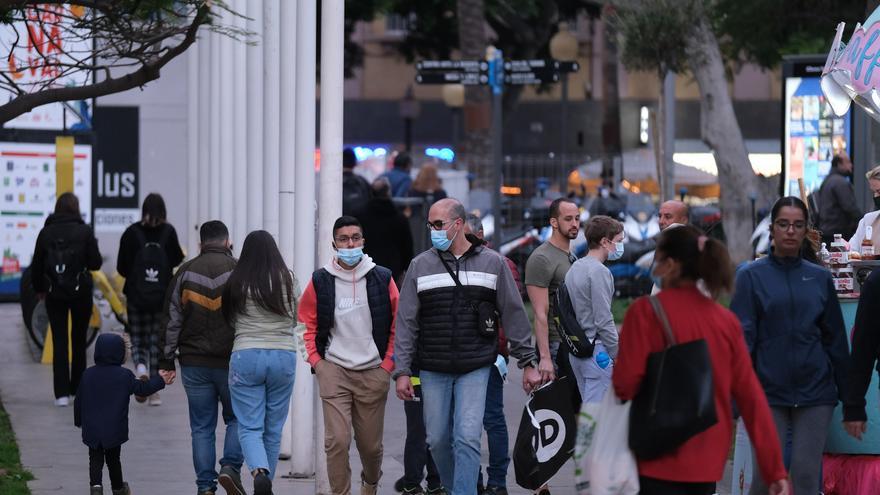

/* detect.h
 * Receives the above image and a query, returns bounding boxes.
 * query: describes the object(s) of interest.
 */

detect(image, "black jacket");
[359,198,414,280]
[158,246,237,371]
[74,333,164,449]
[116,222,185,297]
[30,213,102,296]
[818,168,862,239]
[844,268,880,421]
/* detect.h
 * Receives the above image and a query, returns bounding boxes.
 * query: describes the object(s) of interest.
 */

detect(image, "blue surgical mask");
[337,247,363,266]
[607,241,625,261]
[431,225,458,252]
[650,263,663,289]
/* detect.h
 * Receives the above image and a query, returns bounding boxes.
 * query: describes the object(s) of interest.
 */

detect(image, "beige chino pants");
[315,361,390,495]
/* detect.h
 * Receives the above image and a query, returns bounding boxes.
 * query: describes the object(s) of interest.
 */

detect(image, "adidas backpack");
[129,225,172,311]
[554,280,597,358]
[45,237,88,300]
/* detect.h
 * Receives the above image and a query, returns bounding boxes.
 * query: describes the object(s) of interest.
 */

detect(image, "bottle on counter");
[820,242,831,267]
[829,234,849,267]
[862,226,875,260]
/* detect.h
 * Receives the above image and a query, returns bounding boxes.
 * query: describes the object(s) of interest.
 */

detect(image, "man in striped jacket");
[393,198,542,495]
[158,220,245,495]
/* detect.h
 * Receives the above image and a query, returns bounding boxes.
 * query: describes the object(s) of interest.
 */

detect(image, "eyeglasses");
[773,220,807,232]
[427,219,455,231]
[334,234,363,244]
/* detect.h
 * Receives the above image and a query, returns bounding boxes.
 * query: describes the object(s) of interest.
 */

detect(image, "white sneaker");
[148,393,162,406]
[55,397,69,407]
[135,363,148,379]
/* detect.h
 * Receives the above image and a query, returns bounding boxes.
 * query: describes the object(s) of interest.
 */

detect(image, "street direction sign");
[414,59,579,86]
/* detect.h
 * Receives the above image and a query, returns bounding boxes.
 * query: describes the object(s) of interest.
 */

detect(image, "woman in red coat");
[612,226,790,495]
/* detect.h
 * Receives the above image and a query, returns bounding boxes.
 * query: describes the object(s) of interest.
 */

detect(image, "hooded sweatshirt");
[300,254,399,372]
[74,334,164,449]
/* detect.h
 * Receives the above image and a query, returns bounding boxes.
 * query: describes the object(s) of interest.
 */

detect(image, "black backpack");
[342,173,371,215]
[554,280,596,358]
[45,236,88,300]
[128,226,172,311]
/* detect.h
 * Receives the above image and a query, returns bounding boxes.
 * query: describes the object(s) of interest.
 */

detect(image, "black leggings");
[45,297,92,398]
[639,477,715,495]
[89,446,123,489]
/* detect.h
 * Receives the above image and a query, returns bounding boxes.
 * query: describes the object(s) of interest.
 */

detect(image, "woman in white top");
[222,230,301,495]
[849,165,880,252]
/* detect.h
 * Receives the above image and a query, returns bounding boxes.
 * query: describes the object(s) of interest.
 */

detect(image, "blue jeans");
[421,366,491,495]
[228,349,296,479]
[181,366,244,493]
[480,364,509,488]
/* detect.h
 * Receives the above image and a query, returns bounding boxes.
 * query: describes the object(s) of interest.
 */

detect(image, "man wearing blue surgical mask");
[394,198,541,495]
[563,215,623,403]
[300,216,399,495]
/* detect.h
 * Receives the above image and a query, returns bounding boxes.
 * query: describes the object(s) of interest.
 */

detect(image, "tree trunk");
[600,6,622,188]
[457,0,493,190]
[656,71,677,202]
[686,12,756,263]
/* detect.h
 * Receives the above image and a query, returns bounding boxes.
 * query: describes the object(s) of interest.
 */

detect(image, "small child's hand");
[159,370,176,385]
[135,376,149,403]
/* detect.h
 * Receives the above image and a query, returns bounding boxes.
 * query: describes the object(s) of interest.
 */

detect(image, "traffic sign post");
[414,55,579,243]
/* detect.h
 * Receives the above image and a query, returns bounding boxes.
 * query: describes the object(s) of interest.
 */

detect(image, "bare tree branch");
[0,2,211,123]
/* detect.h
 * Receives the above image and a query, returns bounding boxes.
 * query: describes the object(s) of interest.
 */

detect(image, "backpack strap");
[132,224,148,247]
[156,224,172,247]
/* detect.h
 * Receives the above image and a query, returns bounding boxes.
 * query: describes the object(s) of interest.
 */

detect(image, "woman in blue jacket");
[731,196,849,495]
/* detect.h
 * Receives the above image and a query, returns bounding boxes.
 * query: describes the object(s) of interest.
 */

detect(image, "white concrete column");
[288,0,318,479]
[278,0,296,265]
[263,0,281,239]
[187,40,199,258]
[246,0,265,233]
[220,9,235,241]
[209,29,221,220]
[232,0,248,243]
[277,0,297,462]
[197,35,210,234]
[317,2,345,492]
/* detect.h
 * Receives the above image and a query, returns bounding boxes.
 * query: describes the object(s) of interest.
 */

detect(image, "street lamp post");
[442,84,465,159]
[550,22,579,195]
[399,85,421,152]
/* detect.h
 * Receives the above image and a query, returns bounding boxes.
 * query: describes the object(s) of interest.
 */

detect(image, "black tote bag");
[513,377,577,490]
[628,296,718,460]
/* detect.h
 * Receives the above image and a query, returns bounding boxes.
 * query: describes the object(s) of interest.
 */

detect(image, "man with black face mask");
[817,152,862,243]
[849,165,880,254]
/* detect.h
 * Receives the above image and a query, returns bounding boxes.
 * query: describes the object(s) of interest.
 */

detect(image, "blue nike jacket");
[731,255,849,408]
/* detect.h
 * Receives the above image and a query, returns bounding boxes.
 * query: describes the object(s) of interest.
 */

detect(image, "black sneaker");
[483,486,508,495]
[218,465,246,495]
[253,469,272,495]
[111,482,131,495]
[394,476,423,494]
[90,485,103,495]
[425,487,448,495]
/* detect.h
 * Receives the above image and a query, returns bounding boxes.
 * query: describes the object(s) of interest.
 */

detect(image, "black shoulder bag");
[438,252,499,338]
[628,295,718,459]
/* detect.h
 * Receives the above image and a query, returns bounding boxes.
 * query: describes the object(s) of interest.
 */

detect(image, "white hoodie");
[323,254,382,370]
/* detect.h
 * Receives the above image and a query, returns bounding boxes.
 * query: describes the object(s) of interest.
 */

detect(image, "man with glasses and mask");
[300,216,399,495]
[393,198,541,495]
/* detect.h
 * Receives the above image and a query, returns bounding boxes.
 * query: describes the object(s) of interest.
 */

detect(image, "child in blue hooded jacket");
[74,333,166,495]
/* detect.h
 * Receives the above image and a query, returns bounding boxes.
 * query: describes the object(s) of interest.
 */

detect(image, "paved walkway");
[0,303,734,494]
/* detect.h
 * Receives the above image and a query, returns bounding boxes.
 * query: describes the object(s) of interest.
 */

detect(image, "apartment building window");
[385,13,411,35]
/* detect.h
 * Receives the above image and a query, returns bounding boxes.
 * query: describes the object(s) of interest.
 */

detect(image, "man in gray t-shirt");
[565,215,623,403]
[524,198,580,383]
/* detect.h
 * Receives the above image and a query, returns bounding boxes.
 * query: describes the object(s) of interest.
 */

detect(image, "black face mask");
[874,196,880,211]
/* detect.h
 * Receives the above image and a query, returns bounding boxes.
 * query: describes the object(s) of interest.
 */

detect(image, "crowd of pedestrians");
[31,147,880,495]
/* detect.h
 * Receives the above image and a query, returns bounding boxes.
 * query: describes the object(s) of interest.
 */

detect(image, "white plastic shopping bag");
[573,389,639,495]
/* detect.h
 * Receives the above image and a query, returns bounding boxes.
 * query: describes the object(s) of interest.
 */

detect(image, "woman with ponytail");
[731,196,849,495]
[613,225,789,494]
